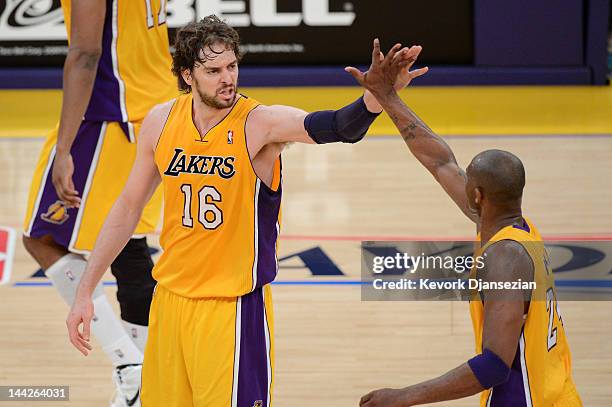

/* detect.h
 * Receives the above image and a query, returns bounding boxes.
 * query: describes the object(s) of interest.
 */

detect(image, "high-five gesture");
[346,38,428,95]
[346,39,477,223]
[393,45,429,90]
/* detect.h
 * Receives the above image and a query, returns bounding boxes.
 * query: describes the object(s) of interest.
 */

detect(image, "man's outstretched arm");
[380,93,476,222]
[346,40,477,223]
[245,44,428,159]
[66,101,173,355]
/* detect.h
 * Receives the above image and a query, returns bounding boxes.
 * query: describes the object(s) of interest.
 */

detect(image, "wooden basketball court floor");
[1,87,612,406]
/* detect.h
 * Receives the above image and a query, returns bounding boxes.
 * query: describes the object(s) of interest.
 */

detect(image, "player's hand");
[372,43,428,90]
[52,152,81,208]
[391,45,429,90]
[359,388,411,407]
[66,293,94,356]
[345,39,425,96]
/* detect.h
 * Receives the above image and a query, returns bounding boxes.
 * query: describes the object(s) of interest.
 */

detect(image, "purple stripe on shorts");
[237,287,270,407]
[490,341,529,406]
[29,121,103,248]
[84,0,123,122]
[118,122,131,141]
[255,177,282,287]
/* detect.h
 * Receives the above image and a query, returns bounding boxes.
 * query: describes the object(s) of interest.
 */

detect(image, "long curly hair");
[172,15,242,92]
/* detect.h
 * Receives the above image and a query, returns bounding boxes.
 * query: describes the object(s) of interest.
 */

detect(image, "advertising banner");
[0,0,473,67]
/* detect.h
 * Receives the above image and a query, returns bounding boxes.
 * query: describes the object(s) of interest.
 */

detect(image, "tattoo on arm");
[400,121,418,141]
[384,99,432,144]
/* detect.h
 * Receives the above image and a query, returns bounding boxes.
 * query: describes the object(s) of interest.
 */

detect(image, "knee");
[22,234,39,256]
[112,238,156,325]
[112,238,154,273]
[22,233,61,257]
[22,234,70,271]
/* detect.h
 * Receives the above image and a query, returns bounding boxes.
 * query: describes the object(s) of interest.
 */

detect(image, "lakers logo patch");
[41,200,70,225]
[252,401,263,407]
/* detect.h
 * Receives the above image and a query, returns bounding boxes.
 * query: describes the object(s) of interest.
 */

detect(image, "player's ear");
[474,187,483,205]
[181,69,193,86]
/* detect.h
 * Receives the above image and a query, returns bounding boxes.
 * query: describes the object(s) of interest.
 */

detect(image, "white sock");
[44,253,104,304]
[92,297,143,366]
[45,253,143,366]
[121,320,149,353]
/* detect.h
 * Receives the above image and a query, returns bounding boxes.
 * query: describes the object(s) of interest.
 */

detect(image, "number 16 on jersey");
[180,184,223,230]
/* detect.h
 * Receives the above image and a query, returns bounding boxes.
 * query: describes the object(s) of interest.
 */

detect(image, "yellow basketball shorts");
[481,376,583,406]
[142,284,274,407]
[23,121,162,253]
[552,379,583,407]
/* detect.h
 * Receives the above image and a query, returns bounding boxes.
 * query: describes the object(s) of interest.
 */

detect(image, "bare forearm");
[363,90,384,114]
[377,91,432,132]
[381,91,433,135]
[375,91,455,169]
[77,195,144,296]
[403,363,483,405]
[56,49,100,154]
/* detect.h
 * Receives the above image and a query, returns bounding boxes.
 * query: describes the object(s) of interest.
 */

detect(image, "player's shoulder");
[142,99,176,130]
[246,103,271,120]
[148,99,176,122]
[482,239,534,280]
[140,99,177,147]
[244,103,271,132]
[485,239,527,257]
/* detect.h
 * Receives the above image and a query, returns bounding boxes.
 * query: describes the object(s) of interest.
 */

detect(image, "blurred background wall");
[0,0,609,87]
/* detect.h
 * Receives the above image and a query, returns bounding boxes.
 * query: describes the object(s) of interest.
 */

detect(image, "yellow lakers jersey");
[470,218,580,406]
[153,94,282,298]
[62,0,176,124]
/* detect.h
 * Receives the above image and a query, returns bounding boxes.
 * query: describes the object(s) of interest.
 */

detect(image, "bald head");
[467,149,525,204]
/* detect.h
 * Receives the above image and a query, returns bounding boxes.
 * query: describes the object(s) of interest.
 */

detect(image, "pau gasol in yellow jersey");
[153,93,282,299]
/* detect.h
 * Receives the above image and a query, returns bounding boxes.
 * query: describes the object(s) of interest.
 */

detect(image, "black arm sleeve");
[304,96,381,144]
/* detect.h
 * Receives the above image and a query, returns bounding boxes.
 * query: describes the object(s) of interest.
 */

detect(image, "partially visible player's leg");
[190,285,274,407]
[22,234,67,270]
[23,122,156,406]
[111,236,156,352]
[141,285,194,407]
[141,284,274,407]
[225,284,274,407]
[71,121,162,354]
[95,122,161,358]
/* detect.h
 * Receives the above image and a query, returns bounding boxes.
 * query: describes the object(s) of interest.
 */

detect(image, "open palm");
[346,39,429,94]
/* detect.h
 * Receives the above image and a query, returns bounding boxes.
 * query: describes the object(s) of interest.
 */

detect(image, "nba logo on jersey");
[0,226,15,285]
[227,130,233,144]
